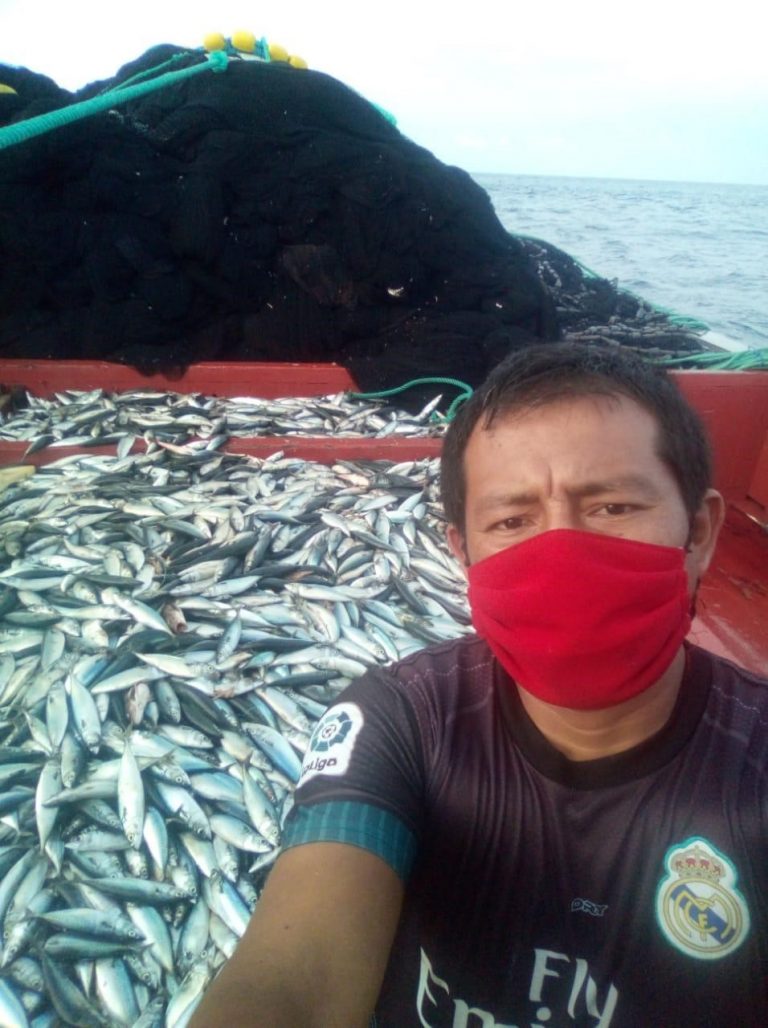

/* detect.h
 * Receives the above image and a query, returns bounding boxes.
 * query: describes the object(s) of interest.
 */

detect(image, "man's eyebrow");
[572,476,662,499]
[473,476,662,513]
[474,492,539,513]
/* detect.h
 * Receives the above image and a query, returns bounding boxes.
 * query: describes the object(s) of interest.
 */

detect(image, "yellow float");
[202,31,308,68]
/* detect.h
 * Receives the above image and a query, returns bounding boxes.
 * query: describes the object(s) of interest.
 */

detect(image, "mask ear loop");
[683,517,698,618]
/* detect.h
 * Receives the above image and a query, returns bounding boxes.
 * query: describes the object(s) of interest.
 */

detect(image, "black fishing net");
[0,47,707,408]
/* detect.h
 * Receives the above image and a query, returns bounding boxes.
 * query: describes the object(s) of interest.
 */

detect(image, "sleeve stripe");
[281,800,418,881]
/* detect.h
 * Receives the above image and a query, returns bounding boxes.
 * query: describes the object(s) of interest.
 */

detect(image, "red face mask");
[467,529,691,710]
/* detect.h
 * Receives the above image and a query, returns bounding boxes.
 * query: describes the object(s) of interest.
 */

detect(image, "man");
[191,343,768,1027]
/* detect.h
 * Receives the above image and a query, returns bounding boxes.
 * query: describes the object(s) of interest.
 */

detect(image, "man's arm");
[189,841,405,1028]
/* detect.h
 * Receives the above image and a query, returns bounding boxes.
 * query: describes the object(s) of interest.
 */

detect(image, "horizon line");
[468,170,768,190]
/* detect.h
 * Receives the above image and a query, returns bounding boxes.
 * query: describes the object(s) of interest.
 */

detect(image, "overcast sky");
[0,0,765,185]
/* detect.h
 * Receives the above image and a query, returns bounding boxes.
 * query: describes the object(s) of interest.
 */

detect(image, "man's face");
[446,393,723,591]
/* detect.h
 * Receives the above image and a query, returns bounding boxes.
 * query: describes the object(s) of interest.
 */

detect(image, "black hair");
[440,342,713,529]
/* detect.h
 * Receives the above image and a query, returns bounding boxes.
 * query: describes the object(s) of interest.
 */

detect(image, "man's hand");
[189,842,404,1027]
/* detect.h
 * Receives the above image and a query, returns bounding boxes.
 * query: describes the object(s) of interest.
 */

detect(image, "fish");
[0,406,471,1024]
[0,387,447,453]
[0,975,31,1027]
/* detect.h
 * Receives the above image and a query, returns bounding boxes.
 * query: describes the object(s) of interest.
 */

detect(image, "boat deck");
[691,505,767,675]
[0,359,765,675]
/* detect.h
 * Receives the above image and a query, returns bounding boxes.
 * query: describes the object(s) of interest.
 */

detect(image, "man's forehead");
[465,393,672,483]
[479,390,651,433]
[468,390,662,452]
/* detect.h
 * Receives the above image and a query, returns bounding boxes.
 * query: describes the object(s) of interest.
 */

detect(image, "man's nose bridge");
[543,496,580,532]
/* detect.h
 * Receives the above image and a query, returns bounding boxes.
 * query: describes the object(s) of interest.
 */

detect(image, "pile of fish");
[0,389,448,455]
[0,438,470,1026]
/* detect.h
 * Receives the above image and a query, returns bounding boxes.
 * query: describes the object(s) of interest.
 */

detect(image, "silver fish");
[0,411,473,1024]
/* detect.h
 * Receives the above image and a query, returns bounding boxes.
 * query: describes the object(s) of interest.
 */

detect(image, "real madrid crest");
[655,837,750,960]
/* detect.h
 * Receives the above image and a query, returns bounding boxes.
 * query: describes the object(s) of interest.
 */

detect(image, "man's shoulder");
[382,633,496,700]
[692,645,768,752]
[389,632,493,676]
[692,643,768,694]
[339,633,496,730]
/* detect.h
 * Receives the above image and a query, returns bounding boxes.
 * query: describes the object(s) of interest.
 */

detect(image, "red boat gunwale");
[0,359,765,675]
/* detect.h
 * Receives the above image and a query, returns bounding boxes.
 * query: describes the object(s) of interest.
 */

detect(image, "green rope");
[0,50,228,152]
[349,376,473,421]
[97,51,199,95]
[372,102,398,126]
[348,351,766,432]
[577,264,710,333]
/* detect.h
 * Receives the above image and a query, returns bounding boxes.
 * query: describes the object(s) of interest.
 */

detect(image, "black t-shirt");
[283,639,768,1027]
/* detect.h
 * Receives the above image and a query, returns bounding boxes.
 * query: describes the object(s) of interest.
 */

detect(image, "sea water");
[473,174,768,351]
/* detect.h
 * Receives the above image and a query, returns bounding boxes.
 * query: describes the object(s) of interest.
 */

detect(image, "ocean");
[472,174,768,351]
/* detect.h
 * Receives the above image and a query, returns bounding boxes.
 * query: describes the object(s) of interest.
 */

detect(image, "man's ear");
[446,524,470,576]
[686,489,725,581]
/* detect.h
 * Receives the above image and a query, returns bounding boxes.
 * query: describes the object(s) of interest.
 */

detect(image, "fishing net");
[0,46,709,409]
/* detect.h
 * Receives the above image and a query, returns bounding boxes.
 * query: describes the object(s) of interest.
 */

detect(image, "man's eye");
[599,503,636,516]
[494,516,526,531]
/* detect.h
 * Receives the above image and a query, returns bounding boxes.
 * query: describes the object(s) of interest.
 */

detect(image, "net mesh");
[0,46,714,410]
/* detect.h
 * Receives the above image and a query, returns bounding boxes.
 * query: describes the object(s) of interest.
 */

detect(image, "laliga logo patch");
[297,703,364,786]
[655,837,750,960]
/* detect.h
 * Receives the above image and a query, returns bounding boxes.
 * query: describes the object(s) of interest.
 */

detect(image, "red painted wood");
[748,431,768,508]
[0,436,443,468]
[0,360,358,397]
[689,506,768,676]
[671,371,768,500]
[206,437,444,462]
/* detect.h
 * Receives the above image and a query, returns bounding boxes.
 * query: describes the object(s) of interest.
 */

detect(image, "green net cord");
[97,51,201,96]
[349,376,473,421]
[652,348,768,370]
[514,233,710,333]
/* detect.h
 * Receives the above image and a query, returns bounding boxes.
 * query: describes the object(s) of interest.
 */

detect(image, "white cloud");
[0,0,765,183]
